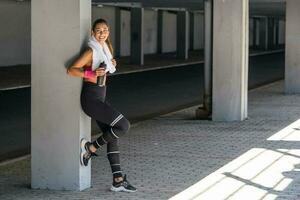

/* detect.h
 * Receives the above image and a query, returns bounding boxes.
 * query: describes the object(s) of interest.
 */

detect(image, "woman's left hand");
[111,59,117,67]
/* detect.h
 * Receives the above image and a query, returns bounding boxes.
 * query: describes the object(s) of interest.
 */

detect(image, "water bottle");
[97,62,107,87]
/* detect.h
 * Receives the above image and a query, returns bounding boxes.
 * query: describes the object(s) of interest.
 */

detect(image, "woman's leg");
[81,85,129,147]
[95,120,123,179]
[81,95,136,192]
[107,139,123,179]
[83,100,130,149]
[93,114,130,149]
[95,119,110,134]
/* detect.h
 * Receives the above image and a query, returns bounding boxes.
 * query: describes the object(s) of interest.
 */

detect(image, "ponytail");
[106,37,114,56]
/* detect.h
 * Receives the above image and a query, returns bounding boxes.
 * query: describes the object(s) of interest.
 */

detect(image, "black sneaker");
[110,174,137,193]
[80,139,98,166]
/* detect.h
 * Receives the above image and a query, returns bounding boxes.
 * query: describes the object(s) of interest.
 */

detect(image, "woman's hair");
[92,18,114,55]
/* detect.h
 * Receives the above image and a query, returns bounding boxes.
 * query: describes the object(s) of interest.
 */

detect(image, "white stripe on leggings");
[110,114,123,127]
[110,114,122,126]
[95,139,101,147]
[112,171,122,174]
[101,136,107,144]
[107,151,120,155]
[110,128,119,139]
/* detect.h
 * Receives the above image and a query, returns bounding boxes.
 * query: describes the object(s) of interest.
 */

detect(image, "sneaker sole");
[80,138,88,166]
[110,186,137,193]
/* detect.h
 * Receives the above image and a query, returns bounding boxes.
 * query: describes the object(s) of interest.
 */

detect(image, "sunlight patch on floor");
[170,119,300,200]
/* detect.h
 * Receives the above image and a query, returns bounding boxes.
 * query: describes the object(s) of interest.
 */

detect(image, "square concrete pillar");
[249,17,259,49]
[267,17,275,49]
[31,0,91,190]
[274,18,280,47]
[130,7,144,65]
[115,7,121,58]
[252,18,258,49]
[285,0,300,93]
[189,12,194,51]
[254,18,260,48]
[249,17,254,48]
[157,10,163,54]
[177,10,188,59]
[212,0,249,121]
[259,17,268,50]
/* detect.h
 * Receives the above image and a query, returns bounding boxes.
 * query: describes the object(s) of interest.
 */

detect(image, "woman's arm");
[67,48,93,78]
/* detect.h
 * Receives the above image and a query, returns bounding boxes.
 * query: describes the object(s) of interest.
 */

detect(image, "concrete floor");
[1,81,300,200]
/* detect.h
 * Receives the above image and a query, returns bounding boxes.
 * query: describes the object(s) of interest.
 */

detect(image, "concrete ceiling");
[93,0,286,17]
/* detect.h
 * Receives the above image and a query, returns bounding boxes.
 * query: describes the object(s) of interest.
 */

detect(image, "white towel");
[87,36,116,73]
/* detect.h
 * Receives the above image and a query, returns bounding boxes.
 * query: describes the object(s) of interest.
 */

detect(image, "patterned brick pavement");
[1,81,300,200]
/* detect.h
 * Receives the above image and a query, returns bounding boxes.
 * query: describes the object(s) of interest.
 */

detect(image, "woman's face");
[92,23,109,43]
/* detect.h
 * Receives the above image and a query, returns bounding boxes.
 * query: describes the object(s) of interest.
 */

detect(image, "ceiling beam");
[92,0,286,16]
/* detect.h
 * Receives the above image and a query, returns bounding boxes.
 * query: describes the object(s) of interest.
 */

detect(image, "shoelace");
[122,175,131,187]
[122,180,129,187]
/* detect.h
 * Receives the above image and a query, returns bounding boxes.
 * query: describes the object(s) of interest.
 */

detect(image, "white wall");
[0,0,31,66]
[162,12,177,53]
[94,8,204,55]
[144,9,157,54]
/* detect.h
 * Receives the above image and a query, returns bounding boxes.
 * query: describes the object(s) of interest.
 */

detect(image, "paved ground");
[1,80,300,200]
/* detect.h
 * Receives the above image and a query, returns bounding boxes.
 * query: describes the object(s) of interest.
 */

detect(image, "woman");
[67,18,136,193]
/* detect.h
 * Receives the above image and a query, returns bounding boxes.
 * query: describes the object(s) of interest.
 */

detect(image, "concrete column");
[274,18,280,47]
[259,17,268,50]
[267,17,275,49]
[249,17,254,48]
[212,0,249,121]
[252,17,260,49]
[252,18,257,49]
[203,0,212,114]
[189,12,195,51]
[278,19,286,45]
[195,0,213,119]
[31,0,91,190]
[255,18,260,48]
[157,10,163,54]
[130,7,144,65]
[285,0,300,93]
[177,10,188,59]
[115,7,121,58]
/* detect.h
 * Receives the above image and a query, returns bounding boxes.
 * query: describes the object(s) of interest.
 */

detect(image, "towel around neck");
[87,36,116,73]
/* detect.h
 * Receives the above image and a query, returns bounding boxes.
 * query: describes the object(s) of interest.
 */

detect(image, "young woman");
[67,18,136,193]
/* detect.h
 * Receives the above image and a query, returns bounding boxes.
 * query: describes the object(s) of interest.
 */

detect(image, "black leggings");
[80,82,130,178]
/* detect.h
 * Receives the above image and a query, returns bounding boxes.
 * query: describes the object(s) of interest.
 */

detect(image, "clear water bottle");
[97,62,107,87]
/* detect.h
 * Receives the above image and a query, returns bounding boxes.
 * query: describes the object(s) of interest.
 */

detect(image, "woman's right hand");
[94,67,106,77]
